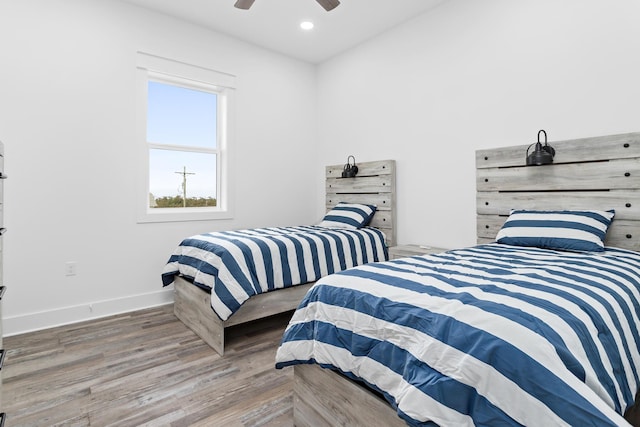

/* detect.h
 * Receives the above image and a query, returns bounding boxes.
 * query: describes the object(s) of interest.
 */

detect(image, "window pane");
[149,149,217,208]
[147,81,217,149]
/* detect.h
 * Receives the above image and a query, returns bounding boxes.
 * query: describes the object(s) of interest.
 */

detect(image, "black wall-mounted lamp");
[341,155,358,178]
[526,129,556,166]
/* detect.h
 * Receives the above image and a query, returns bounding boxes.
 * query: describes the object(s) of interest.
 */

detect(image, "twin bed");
[274,132,640,426]
[162,159,396,355]
[163,131,640,426]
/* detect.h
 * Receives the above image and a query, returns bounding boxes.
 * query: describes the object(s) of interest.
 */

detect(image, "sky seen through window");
[147,81,217,199]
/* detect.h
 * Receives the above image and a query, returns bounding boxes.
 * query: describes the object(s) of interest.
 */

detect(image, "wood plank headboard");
[476,132,640,252]
[325,159,396,247]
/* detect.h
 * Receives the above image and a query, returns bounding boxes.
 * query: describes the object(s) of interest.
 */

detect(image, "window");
[147,79,218,209]
[136,53,236,222]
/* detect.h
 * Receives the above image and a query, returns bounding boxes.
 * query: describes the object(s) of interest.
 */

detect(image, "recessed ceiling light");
[300,21,314,30]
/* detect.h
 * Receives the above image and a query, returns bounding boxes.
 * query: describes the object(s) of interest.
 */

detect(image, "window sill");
[137,207,233,223]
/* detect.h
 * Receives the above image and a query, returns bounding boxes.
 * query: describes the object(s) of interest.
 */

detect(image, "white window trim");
[135,52,236,223]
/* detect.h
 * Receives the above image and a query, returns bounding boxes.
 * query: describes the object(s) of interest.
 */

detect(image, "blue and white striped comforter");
[275,244,640,426]
[162,225,387,321]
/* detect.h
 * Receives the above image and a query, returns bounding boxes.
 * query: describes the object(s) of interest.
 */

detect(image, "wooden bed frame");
[476,132,640,251]
[292,131,640,427]
[172,159,396,355]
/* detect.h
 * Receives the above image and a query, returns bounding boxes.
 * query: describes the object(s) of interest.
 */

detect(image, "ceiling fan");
[234,0,340,12]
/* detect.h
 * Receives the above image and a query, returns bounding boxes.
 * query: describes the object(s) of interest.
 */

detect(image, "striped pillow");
[495,209,615,252]
[318,202,376,230]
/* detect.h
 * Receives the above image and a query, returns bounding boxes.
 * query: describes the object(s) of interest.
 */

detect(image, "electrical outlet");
[65,261,77,276]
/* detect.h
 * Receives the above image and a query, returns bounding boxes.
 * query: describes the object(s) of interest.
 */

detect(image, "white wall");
[316,0,640,250]
[0,0,318,334]
[2,0,639,335]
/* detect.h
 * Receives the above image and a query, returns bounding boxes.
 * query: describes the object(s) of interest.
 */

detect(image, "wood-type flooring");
[2,305,294,426]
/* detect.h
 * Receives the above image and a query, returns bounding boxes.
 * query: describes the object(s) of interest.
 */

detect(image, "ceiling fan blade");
[316,0,340,11]
[234,0,255,10]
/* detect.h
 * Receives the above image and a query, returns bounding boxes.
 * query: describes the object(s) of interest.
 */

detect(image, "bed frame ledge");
[293,364,405,427]
[174,277,311,355]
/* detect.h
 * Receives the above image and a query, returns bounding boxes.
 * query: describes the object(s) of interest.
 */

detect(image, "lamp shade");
[526,130,555,166]
[341,155,358,178]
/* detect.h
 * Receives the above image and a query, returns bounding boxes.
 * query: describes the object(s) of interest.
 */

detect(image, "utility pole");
[175,166,195,207]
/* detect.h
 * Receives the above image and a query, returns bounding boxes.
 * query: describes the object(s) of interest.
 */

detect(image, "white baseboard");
[3,288,175,337]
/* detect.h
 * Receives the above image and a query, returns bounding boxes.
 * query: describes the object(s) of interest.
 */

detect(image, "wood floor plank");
[2,305,296,426]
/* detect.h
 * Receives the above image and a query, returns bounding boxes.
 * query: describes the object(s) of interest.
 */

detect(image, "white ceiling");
[120,0,446,63]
